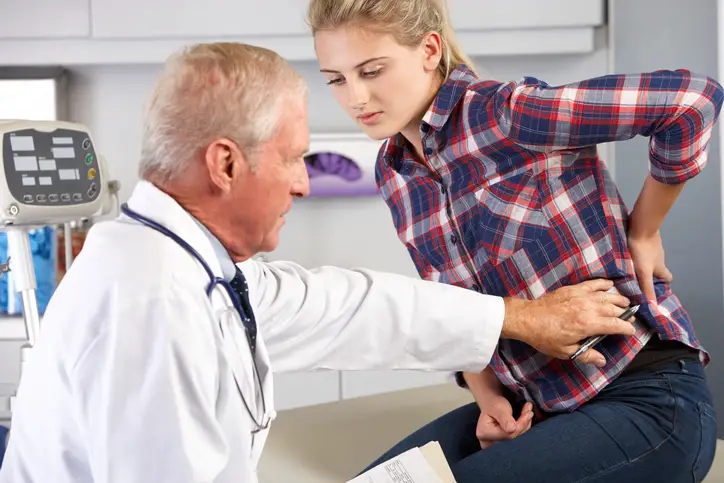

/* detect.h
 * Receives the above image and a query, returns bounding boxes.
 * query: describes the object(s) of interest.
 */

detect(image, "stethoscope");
[120,203,270,434]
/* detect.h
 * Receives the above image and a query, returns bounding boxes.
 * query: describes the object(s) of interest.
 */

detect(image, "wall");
[59,46,610,405]
[610,0,724,436]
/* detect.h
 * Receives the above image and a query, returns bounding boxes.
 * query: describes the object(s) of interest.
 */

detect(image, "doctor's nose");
[292,163,310,198]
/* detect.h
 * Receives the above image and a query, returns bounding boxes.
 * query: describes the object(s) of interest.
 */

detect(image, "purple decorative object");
[304,150,378,197]
[305,152,363,181]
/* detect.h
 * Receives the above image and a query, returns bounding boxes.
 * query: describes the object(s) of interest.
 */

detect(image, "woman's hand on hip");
[627,229,673,303]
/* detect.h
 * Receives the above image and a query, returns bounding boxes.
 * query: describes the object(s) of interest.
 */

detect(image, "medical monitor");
[0,120,105,226]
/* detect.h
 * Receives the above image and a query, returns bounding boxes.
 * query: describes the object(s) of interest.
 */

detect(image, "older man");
[0,43,633,483]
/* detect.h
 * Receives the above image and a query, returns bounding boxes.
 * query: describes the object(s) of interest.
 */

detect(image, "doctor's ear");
[205,138,243,192]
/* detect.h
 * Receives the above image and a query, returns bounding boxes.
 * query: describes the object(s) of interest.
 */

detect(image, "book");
[346,441,456,483]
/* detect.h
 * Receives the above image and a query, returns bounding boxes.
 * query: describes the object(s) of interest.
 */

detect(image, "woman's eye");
[326,78,344,85]
[363,69,381,77]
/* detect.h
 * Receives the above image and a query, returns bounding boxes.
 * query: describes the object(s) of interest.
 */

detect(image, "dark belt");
[620,325,701,377]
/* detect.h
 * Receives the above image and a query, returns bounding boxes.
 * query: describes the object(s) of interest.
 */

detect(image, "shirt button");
[440,185,447,194]
[424,147,434,156]
[450,234,458,244]
[421,124,430,133]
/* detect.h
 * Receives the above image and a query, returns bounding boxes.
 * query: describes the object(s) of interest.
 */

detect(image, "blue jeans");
[363,360,717,482]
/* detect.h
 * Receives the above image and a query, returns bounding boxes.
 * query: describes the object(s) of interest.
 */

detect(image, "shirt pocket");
[471,170,551,269]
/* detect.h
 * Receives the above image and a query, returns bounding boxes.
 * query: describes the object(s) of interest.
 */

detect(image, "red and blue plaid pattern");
[375,66,724,412]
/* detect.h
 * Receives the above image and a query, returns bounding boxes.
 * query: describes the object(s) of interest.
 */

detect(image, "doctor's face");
[233,98,310,254]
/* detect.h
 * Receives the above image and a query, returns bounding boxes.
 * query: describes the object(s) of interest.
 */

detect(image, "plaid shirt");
[375,65,724,412]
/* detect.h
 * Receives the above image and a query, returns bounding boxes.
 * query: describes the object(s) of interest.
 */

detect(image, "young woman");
[308,0,723,481]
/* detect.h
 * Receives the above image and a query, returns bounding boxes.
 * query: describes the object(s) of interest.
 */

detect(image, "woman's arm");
[627,175,682,300]
[462,367,505,408]
[630,175,685,238]
[489,69,724,186]
[487,69,724,300]
[463,367,535,446]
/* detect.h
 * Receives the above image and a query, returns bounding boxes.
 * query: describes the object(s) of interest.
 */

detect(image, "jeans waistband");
[655,357,705,377]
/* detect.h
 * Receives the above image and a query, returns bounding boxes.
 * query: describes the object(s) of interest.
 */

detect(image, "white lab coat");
[0,180,505,483]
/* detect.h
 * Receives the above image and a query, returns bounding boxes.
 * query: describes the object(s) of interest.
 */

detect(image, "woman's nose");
[347,79,370,110]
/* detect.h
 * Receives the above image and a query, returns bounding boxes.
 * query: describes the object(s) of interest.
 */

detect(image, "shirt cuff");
[649,139,710,185]
[454,371,468,389]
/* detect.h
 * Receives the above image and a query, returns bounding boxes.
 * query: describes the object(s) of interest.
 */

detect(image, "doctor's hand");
[476,398,534,449]
[501,279,635,367]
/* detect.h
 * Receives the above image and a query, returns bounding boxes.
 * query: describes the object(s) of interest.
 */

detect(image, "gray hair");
[138,42,307,183]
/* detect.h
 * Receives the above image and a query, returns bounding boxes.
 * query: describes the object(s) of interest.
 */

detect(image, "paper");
[419,442,456,483]
[347,441,456,483]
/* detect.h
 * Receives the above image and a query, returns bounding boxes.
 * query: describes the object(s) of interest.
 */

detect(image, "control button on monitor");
[87,168,97,180]
[87,182,98,197]
[61,193,71,202]
[82,138,91,150]
[84,153,94,165]
[23,195,33,203]
[36,194,46,202]
[49,194,59,203]
[73,193,83,202]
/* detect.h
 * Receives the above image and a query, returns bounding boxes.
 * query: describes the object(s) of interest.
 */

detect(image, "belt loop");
[679,359,689,372]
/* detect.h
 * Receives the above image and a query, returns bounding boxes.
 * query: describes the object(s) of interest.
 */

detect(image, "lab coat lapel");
[124,181,263,432]
[255,336,273,412]
[249,335,275,464]
[214,288,262,428]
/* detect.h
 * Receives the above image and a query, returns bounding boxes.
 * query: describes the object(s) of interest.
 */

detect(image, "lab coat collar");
[191,217,237,282]
[123,180,225,280]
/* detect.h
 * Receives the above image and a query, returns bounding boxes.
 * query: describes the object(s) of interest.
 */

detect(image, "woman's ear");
[421,31,443,72]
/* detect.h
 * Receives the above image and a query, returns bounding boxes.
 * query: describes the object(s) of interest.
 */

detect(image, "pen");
[569,305,640,361]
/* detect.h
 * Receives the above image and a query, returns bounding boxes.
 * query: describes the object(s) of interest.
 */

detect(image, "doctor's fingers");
[570,347,607,368]
[586,316,636,337]
[599,292,630,310]
[565,281,630,309]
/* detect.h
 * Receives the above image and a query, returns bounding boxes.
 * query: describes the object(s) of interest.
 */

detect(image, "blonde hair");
[307,0,477,79]
[139,42,307,183]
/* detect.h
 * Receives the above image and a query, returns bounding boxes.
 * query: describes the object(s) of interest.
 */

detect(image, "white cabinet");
[449,0,604,57]
[449,0,604,30]
[89,0,603,39]
[0,0,90,38]
[0,0,606,64]
[90,0,308,38]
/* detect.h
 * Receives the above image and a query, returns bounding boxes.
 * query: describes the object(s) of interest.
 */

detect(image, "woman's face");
[314,26,443,140]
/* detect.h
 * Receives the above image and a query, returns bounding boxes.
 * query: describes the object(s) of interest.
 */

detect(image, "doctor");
[0,42,634,483]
